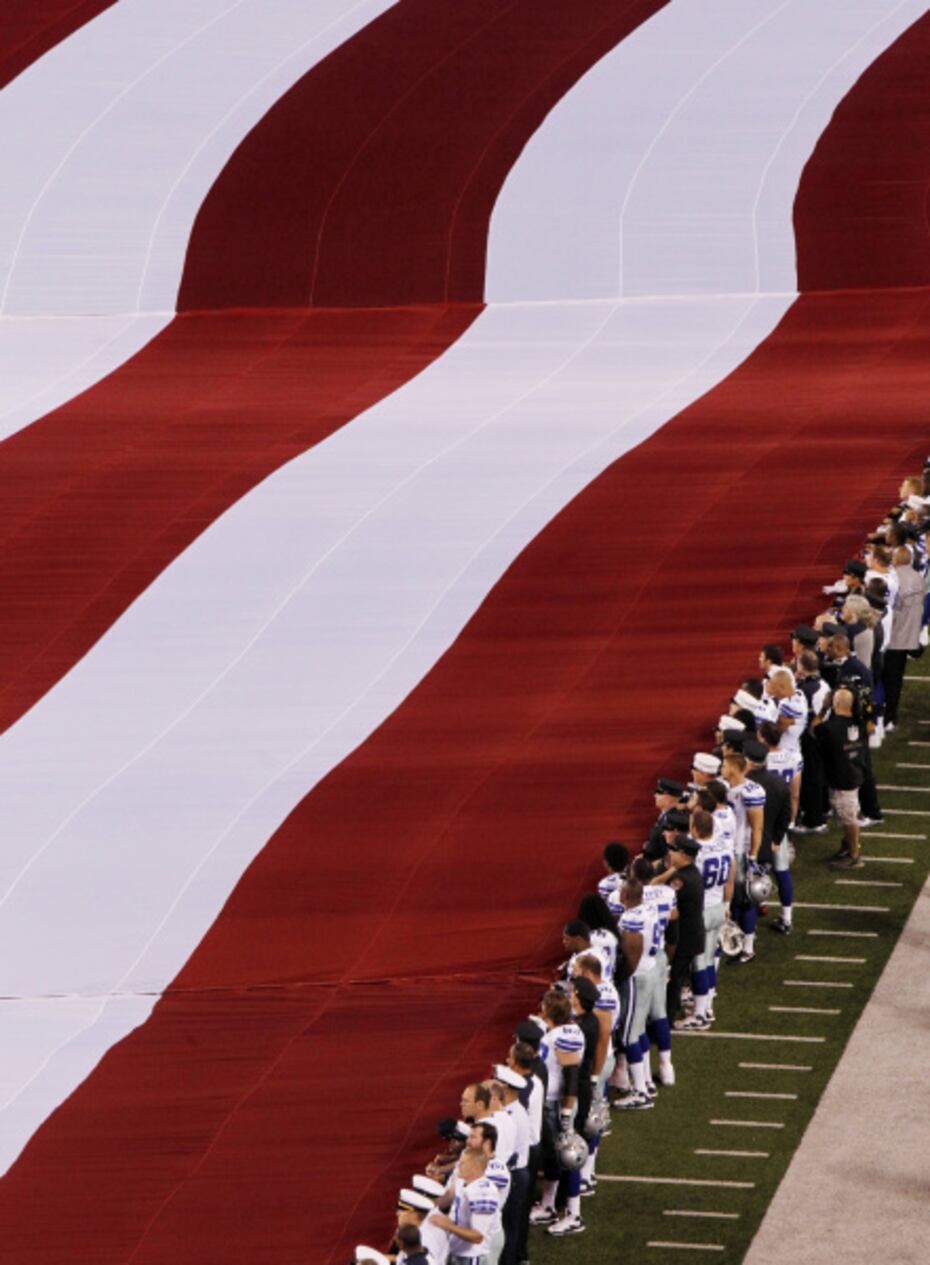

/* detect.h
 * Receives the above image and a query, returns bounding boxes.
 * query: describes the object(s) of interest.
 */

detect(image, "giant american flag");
[0,1,928,1260]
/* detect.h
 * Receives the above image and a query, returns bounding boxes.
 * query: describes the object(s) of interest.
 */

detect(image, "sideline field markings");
[664,1211,740,1221]
[769,1005,840,1015]
[795,954,864,963]
[599,1176,755,1189]
[739,1062,812,1071]
[647,1242,724,1253]
[859,855,914,864]
[861,830,925,839]
[834,878,902,888]
[782,979,853,989]
[807,929,877,938]
[725,1091,797,1100]
[710,1119,785,1129]
[793,901,889,912]
[675,1030,825,1043]
[896,762,930,770]
[876,784,930,793]
[695,1148,769,1157]
[883,807,930,817]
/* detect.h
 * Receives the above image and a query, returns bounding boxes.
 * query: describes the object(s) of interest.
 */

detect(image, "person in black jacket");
[651,834,705,1023]
[746,734,794,934]
[814,687,868,869]
[643,779,688,862]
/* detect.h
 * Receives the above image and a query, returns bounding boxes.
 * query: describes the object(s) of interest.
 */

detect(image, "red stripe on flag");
[1,11,928,1264]
[0,1,118,90]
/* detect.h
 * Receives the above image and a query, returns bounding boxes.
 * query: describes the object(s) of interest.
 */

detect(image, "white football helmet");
[719,918,745,958]
[555,1129,589,1171]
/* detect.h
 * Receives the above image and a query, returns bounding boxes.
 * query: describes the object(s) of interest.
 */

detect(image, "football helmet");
[583,1097,610,1140]
[719,918,745,958]
[746,863,773,906]
[555,1129,589,1171]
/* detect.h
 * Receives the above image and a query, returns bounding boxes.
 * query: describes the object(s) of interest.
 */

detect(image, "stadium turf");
[532,661,929,1264]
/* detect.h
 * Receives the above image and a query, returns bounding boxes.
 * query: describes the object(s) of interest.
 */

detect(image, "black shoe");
[829,845,850,862]
[770,917,792,935]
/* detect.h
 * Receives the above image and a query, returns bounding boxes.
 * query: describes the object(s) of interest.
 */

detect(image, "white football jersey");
[589,928,618,977]
[619,903,659,977]
[597,872,622,903]
[540,1022,585,1103]
[697,837,735,909]
[776,689,808,753]
[483,1157,511,1209]
[712,804,737,850]
[766,745,797,782]
[568,941,610,979]
[449,1174,501,1256]
[485,1108,516,1171]
[594,979,621,1031]
[643,882,677,936]
[728,779,766,857]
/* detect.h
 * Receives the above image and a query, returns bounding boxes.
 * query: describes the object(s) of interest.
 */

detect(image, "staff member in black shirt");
[815,687,868,869]
[643,779,687,862]
[651,833,705,1023]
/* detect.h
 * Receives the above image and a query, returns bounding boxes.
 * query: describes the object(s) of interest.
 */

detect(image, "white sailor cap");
[718,715,745,732]
[355,1248,391,1265]
[493,1064,527,1091]
[412,1175,446,1198]
[398,1188,435,1213]
[454,1120,471,1140]
[732,688,761,713]
[692,752,721,775]
[906,494,926,511]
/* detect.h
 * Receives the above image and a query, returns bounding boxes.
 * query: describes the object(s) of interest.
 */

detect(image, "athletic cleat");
[704,1006,715,1025]
[579,1177,597,1198]
[610,1087,636,1107]
[674,1014,709,1031]
[770,916,792,935]
[738,950,756,964]
[529,1204,558,1226]
[548,1214,585,1237]
[856,817,883,828]
[612,1091,654,1111]
[655,1063,676,1086]
[644,1080,658,1100]
[829,845,851,862]
[790,822,827,834]
[830,854,865,870]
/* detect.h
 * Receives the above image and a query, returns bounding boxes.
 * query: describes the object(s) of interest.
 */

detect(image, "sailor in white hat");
[396,1187,448,1265]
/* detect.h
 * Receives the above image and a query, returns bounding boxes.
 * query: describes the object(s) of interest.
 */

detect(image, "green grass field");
[532,661,929,1264]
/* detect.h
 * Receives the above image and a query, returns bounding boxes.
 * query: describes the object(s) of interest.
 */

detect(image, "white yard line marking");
[896,763,930,770]
[739,1062,812,1071]
[906,738,930,744]
[725,1091,797,1100]
[769,1005,841,1015]
[782,980,853,989]
[599,1176,755,1189]
[835,879,902,888]
[664,1211,741,1220]
[647,1242,724,1252]
[876,784,930,793]
[793,902,889,912]
[883,807,930,817]
[675,1030,825,1043]
[861,831,925,840]
[807,929,877,938]
[859,855,914,864]
[710,1119,785,1129]
[695,1148,769,1158]
[795,954,865,963]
